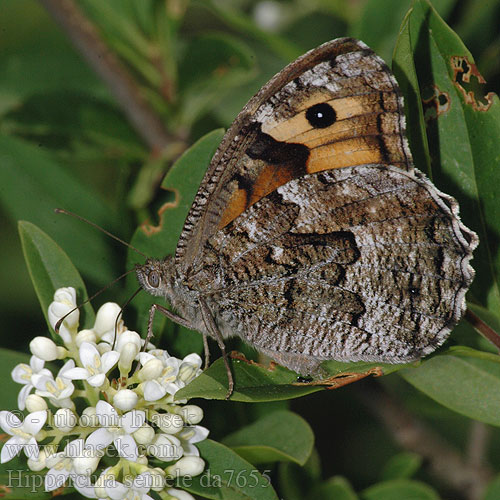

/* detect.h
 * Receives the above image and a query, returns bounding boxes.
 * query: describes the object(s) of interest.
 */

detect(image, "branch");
[39,0,173,153]
[357,381,493,500]
[465,308,500,351]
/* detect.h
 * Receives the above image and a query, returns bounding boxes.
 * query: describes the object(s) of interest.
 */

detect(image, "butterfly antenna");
[54,208,147,258]
[112,286,142,350]
[54,268,137,334]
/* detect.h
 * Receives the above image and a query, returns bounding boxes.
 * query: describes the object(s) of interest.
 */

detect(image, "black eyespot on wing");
[305,102,336,128]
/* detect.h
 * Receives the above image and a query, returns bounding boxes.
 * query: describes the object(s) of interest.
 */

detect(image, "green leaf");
[400,347,500,425]
[0,462,52,499]
[222,410,314,465]
[202,0,302,61]
[308,476,359,500]
[352,0,415,64]
[392,7,432,177]
[381,452,423,480]
[177,353,409,402]
[18,221,94,334]
[180,439,279,500]
[321,359,412,377]
[0,347,31,411]
[127,129,224,353]
[278,450,322,500]
[401,0,500,313]
[0,134,118,285]
[3,91,144,161]
[178,33,256,127]
[361,479,440,500]
[175,357,323,402]
[483,474,500,500]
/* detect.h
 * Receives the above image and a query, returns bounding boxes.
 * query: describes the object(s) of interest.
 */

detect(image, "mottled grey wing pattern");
[164,37,477,375]
[175,38,411,271]
[188,165,476,374]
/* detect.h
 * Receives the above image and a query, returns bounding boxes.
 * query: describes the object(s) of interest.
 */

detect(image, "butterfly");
[135,38,478,396]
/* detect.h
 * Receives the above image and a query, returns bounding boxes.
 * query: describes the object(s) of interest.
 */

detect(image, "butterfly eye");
[147,271,160,288]
[305,103,336,128]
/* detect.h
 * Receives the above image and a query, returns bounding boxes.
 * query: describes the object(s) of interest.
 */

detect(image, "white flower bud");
[113,389,138,411]
[48,288,79,344]
[150,468,166,491]
[118,343,140,375]
[166,456,205,478]
[154,413,184,434]
[178,354,202,383]
[93,303,121,337]
[166,488,196,500]
[136,455,148,465]
[138,358,163,381]
[178,405,203,425]
[80,406,99,428]
[27,447,50,471]
[117,330,142,351]
[151,434,182,461]
[73,449,100,475]
[30,337,59,361]
[54,408,77,432]
[133,423,155,445]
[94,471,114,498]
[76,329,96,347]
[97,342,111,355]
[25,394,48,413]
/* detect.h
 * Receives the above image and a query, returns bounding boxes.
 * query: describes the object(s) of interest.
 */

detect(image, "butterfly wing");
[187,165,476,373]
[174,38,477,372]
[175,38,412,270]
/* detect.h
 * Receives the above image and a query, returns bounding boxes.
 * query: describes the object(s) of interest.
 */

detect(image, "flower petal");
[100,351,120,373]
[45,467,70,491]
[86,428,114,452]
[0,411,21,433]
[121,410,145,434]
[23,437,40,460]
[11,363,30,384]
[63,367,90,380]
[79,342,100,368]
[23,410,47,435]
[71,473,97,499]
[17,384,33,410]
[96,401,118,424]
[180,425,209,444]
[131,472,153,493]
[105,478,129,500]
[87,373,105,387]
[1,437,22,463]
[114,434,138,461]
[143,380,166,402]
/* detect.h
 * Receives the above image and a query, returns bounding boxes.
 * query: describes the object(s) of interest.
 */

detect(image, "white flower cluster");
[2,287,207,500]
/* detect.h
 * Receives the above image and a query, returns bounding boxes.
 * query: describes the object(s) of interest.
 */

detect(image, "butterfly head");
[135,256,175,298]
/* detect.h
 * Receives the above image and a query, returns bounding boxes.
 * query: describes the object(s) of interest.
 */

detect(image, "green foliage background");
[1,0,500,499]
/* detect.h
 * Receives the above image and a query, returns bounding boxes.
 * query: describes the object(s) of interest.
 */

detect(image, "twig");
[39,0,173,153]
[356,381,492,500]
[465,308,500,351]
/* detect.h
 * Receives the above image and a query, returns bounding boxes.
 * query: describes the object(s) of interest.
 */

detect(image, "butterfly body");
[136,38,477,378]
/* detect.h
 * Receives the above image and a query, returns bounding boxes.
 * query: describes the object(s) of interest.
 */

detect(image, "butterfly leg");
[199,298,234,399]
[202,333,210,370]
[145,303,194,347]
